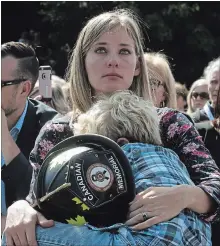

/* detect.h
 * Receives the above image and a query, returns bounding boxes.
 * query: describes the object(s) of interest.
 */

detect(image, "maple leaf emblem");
[66,215,86,226]
[72,197,89,211]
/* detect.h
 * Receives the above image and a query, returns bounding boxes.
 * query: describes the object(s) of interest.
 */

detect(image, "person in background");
[144,52,177,109]
[190,57,220,246]
[30,75,70,115]
[175,82,188,112]
[62,82,72,110]
[187,78,209,115]
[2,9,220,246]
[1,42,57,233]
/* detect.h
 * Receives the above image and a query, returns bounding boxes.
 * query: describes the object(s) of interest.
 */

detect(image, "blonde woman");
[30,75,70,115]
[3,9,219,246]
[144,52,177,109]
[187,78,209,115]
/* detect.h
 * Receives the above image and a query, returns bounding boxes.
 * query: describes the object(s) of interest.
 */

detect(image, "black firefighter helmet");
[34,134,135,227]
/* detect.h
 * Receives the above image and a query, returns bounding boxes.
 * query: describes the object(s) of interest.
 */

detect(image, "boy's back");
[122,143,211,245]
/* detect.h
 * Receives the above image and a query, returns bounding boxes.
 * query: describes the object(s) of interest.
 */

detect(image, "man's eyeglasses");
[191,92,209,100]
[1,78,27,88]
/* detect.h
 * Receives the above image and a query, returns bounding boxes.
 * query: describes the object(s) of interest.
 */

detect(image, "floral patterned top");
[27,108,220,222]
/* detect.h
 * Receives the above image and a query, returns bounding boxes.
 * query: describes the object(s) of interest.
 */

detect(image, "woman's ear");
[117,137,129,146]
[134,58,140,76]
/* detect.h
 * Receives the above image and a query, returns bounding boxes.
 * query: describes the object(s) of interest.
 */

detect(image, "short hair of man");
[1,41,39,92]
[74,90,162,146]
[203,57,220,82]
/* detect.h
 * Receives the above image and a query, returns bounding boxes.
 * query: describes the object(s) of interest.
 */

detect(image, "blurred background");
[2,1,220,88]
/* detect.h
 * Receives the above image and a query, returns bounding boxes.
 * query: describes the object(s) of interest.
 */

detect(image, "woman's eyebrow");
[94,42,133,47]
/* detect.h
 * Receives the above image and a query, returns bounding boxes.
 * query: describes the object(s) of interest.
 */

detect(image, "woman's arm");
[3,119,74,246]
[27,120,74,204]
[158,108,220,220]
[182,185,216,214]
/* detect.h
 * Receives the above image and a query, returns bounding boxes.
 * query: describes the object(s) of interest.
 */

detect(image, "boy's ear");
[116,138,129,146]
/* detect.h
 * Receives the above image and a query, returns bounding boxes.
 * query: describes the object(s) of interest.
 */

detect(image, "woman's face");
[191,84,209,111]
[85,27,140,94]
[208,69,220,107]
[150,79,166,107]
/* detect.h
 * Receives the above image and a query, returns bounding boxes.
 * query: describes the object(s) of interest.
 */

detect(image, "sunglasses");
[1,78,27,88]
[191,92,209,100]
[150,78,165,88]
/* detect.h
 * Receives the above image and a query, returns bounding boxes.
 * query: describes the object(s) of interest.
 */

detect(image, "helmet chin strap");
[32,182,71,208]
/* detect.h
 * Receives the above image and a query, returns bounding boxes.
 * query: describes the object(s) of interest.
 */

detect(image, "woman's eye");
[95,47,106,54]
[120,49,131,55]
[210,80,218,84]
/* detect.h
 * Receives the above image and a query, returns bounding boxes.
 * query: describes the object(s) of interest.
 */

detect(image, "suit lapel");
[16,101,38,159]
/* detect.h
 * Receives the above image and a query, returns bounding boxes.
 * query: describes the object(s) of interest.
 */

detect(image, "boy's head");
[74,90,162,146]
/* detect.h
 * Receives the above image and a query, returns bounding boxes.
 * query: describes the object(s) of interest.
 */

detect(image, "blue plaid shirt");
[1,101,28,215]
[121,143,211,246]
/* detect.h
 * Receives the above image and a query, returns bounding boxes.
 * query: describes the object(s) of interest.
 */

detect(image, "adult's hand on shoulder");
[125,186,188,230]
[4,200,54,246]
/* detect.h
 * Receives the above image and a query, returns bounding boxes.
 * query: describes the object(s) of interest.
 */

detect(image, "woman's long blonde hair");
[65,9,152,114]
[144,52,177,109]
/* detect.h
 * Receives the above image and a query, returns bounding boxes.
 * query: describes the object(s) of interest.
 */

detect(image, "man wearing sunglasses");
[1,42,57,233]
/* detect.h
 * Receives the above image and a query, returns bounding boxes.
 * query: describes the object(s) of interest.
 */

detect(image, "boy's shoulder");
[122,143,180,160]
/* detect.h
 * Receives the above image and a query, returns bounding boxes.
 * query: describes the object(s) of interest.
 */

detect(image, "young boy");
[71,90,211,245]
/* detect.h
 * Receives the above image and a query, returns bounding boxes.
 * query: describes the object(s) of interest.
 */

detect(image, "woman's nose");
[106,55,119,68]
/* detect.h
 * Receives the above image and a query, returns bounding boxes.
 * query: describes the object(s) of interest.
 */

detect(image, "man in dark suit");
[1,42,58,231]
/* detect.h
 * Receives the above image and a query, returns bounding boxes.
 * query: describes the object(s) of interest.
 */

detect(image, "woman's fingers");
[129,191,146,204]
[26,223,38,246]
[126,210,157,226]
[127,206,143,219]
[5,233,15,246]
[128,199,143,213]
[125,212,145,226]
[16,230,28,246]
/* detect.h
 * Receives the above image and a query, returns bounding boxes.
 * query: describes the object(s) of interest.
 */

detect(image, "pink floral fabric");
[27,109,220,222]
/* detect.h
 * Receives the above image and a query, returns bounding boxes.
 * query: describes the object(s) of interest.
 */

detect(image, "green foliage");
[38,1,220,86]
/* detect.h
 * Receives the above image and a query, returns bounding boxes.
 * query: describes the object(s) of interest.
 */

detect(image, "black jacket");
[1,99,58,208]
[191,106,220,167]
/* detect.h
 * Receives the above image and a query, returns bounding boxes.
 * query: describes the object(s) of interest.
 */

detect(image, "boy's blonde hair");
[74,91,162,145]
[65,9,152,114]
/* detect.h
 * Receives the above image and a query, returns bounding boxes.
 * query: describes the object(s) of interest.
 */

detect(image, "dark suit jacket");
[1,99,58,208]
[191,106,220,167]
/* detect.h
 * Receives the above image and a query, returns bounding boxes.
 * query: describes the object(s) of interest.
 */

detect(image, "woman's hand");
[125,185,189,230]
[3,200,54,246]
